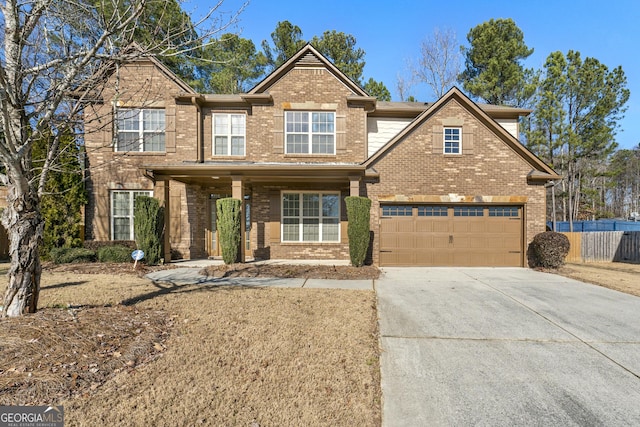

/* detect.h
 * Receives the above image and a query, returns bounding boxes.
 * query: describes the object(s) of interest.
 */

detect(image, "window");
[454,206,484,217]
[489,206,520,217]
[381,205,413,217]
[111,191,152,240]
[213,114,245,156]
[444,127,461,154]
[116,109,165,152]
[418,206,448,217]
[282,192,340,242]
[285,111,335,154]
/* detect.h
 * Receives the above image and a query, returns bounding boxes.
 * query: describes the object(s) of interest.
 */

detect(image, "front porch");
[144,162,376,263]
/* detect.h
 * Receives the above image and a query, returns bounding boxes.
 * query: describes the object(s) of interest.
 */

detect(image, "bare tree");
[0,0,241,316]
[395,72,415,102]
[409,27,461,99]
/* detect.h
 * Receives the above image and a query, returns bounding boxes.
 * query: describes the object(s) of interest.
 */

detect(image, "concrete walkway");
[145,259,373,290]
[377,267,640,426]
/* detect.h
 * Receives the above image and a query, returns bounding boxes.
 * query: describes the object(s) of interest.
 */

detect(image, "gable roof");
[248,44,369,97]
[135,55,195,94]
[363,87,560,181]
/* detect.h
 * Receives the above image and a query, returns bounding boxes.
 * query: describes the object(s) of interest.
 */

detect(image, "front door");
[207,194,226,257]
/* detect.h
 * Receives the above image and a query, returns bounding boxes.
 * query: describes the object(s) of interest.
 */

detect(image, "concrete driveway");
[377,267,640,426]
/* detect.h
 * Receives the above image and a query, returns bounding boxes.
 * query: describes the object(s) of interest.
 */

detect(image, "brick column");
[232,175,245,263]
[349,175,361,197]
[153,179,171,263]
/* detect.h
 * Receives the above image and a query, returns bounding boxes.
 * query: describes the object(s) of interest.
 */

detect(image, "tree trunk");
[1,182,43,317]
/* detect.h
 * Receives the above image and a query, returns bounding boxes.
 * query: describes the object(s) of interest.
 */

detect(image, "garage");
[379,205,523,267]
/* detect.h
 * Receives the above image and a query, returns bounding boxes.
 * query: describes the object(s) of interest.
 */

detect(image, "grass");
[0,271,381,426]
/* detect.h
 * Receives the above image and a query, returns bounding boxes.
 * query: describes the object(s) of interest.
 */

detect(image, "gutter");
[190,96,204,163]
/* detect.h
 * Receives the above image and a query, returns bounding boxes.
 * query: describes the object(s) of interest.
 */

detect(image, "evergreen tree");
[459,18,535,106]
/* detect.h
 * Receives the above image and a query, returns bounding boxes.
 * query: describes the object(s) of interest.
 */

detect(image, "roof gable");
[364,87,559,180]
[248,44,368,96]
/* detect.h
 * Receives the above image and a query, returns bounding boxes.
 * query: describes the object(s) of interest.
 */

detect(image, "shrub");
[530,231,570,268]
[345,196,371,267]
[97,245,133,263]
[216,197,242,264]
[134,196,164,266]
[50,247,96,264]
[84,240,136,251]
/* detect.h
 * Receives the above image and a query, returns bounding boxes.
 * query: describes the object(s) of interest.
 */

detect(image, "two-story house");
[84,44,559,267]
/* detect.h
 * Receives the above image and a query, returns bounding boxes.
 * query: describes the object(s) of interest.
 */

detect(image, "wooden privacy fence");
[562,231,640,263]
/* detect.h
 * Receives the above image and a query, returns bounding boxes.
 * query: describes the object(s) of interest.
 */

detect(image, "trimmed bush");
[530,231,570,268]
[134,196,164,266]
[50,247,96,264]
[97,245,133,263]
[216,197,242,264]
[84,240,136,251]
[345,196,372,267]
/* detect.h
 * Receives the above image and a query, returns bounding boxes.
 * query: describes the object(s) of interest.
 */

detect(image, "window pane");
[231,136,244,155]
[489,206,519,217]
[312,112,334,132]
[231,115,245,135]
[143,133,165,152]
[303,194,320,217]
[322,218,339,241]
[143,110,165,132]
[117,132,140,152]
[322,194,339,217]
[302,218,320,241]
[117,109,140,131]
[282,218,299,241]
[113,217,130,240]
[214,115,229,133]
[418,206,448,217]
[214,136,228,155]
[382,205,412,216]
[282,194,300,217]
[312,135,334,154]
[454,207,484,216]
[286,134,308,153]
[113,192,130,216]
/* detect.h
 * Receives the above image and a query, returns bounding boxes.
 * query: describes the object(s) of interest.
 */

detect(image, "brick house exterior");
[83,44,559,266]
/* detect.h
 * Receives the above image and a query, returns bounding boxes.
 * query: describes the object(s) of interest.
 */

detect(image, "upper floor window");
[213,114,245,156]
[116,108,165,152]
[285,111,335,155]
[444,127,461,154]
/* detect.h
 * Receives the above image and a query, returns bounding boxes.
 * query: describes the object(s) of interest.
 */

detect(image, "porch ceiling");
[143,162,370,186]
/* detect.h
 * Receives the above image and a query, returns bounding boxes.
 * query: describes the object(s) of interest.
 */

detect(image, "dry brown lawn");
[555,262,640,297]
[0,268,381,426]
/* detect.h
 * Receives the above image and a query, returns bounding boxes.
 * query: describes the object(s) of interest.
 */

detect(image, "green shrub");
[530,231,570,268]
[50,247,96,264]
[216,197,242,264]
[97,245,133,263]
[345,196,371,267]
[134,196,164,266]
[84,240,136,251]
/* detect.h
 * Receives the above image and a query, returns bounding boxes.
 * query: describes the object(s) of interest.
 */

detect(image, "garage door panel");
[380,205,523,267]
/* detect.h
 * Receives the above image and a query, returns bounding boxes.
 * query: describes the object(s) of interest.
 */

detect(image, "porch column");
[162,179,171,263]
[232,175,245,263]
[349,175,361,197]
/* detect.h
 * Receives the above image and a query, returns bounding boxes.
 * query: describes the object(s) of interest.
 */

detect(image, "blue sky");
[190,0,640,150]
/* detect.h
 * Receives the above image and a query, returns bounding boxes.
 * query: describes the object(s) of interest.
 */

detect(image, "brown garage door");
[379,205,523,267]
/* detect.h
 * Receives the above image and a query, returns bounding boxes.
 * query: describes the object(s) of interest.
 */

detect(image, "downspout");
[191,96,203,163]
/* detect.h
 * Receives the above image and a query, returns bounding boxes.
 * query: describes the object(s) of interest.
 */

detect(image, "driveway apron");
[376,267,640,426]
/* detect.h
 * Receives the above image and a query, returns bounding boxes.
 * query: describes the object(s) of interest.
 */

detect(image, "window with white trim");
[282,192,340,242]
[111,190,153,240]
[213,113,246,156]
[116,109,165,152]
[285,111,335,154]
[444,127,461,154]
